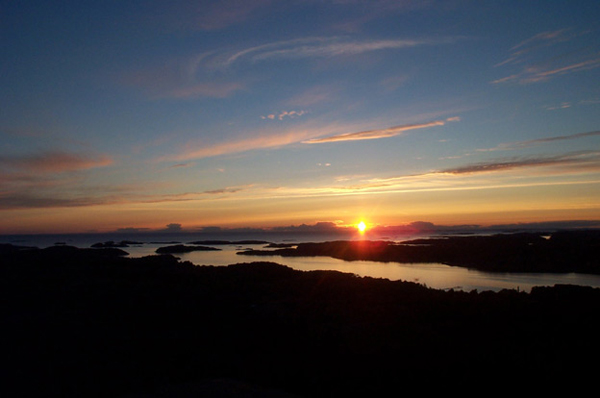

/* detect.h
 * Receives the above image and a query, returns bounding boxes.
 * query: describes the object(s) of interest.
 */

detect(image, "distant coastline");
[2,229,599,275]
[239,230,600,274]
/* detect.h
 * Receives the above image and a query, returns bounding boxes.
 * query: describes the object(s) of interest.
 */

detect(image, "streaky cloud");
[351,151,600,196]
[158,120,359,162]
[492,28,600,84]
[0,194,103,210]
[161,130,313,162]
[223,35,462,67]
[495,29,574,67]
[129,35,461,100]
[478,130,600,152]
[202,186,246,195]
[0,184,252,210]
[0,151,113,174]
[439,151,600,175]
[303,117,459,144]
[521,58,600,84]
[492,58,600,84]
[510,29,572,52]
[253,38,428,60]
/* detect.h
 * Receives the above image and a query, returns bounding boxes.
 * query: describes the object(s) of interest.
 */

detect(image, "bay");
[3,232,600,292]
[160,244,600,292]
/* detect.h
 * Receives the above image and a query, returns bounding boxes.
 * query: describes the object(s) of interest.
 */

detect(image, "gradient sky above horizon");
[2,0,600,234]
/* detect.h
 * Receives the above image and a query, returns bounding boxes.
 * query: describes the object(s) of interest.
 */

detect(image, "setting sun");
[357,221,367,233]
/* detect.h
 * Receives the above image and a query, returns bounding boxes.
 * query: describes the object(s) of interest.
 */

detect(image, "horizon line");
[2,219,599,236]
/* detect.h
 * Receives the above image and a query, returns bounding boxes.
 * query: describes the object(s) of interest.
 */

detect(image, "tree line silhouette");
[240,230,600,274]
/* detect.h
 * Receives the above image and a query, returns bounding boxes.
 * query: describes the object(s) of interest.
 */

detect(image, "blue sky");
[2,0,600,233]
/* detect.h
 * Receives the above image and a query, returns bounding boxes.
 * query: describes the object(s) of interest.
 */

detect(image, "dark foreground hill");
[1,244,600,397]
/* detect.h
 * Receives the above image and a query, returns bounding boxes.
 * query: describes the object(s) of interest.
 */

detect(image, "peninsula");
[238,230,600,274]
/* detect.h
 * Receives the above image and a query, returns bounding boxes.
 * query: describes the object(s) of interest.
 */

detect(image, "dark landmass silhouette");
[265,242,297,248]
[1,242,599,397]
[239,230,600,274]
[91,240,144,248]
[189,240,271,245]
[155,244,221,254]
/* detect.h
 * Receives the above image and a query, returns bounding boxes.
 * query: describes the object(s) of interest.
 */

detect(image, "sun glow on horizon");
[357,221,367,233]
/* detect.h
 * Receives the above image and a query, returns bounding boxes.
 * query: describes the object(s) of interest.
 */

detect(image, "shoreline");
[1,242,599,396]
[238,230,600,275]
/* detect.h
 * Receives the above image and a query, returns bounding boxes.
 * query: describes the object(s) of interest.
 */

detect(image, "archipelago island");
[238,230,600,274]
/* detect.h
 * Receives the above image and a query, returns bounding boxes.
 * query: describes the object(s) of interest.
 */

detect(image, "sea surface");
[3,231,600,292]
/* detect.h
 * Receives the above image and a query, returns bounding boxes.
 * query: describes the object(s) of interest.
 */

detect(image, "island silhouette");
[239,230,600,274]
[1,230,599,397]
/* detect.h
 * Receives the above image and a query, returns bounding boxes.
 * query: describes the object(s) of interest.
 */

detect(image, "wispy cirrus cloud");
[478,130,600,152]
[495,29,574,68]
[303,117,459,144]
[158,123,332,162]
[437,151,600,176]
[359,151,600,188]
[125,34,459,100]
[492,28,600,84]
[219,155,600,201]
[166,35,460,76]
[160,150,600,203]
[219,149,600,199]
[0,150,115,210]
[0,151,113,174]
[7,150,598,210]
[492,58,600,84]
[307,151,600,199]
[158,113,462,162]
[222,36,461,67]
[0,181,253,210]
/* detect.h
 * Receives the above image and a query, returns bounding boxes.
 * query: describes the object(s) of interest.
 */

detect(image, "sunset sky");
[2,1,600,234]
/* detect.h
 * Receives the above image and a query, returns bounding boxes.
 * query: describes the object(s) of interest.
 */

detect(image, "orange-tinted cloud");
[478,130,600,152]
[438,151,600,175]
[492,29,600,84]
[0,151,112,174]
[158,120,354,162]
[303,117,459,144]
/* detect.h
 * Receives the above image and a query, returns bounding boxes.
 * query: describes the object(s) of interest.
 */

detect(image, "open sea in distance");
[3,230,600,293]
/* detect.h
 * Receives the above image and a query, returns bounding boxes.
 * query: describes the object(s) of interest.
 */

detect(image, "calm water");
[139,243,600,292]
[3,232,600,292]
